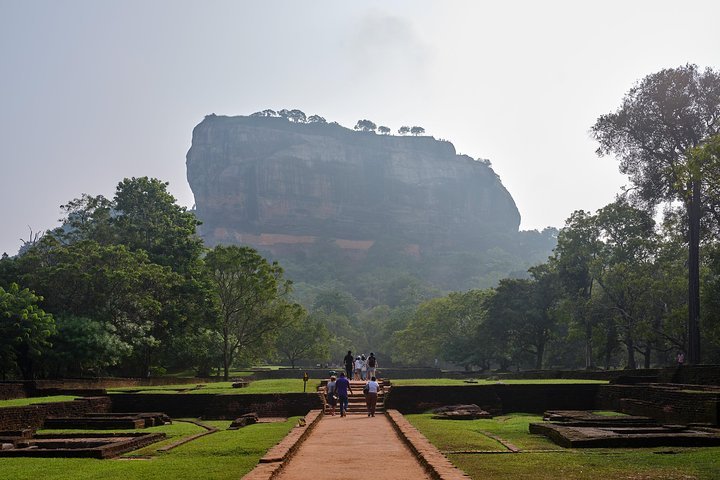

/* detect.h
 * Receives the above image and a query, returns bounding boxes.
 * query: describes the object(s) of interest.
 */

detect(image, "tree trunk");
[535,339,545,370]
[604,324,615,370]
[687,184,701,364]
[17,344,34,380]
[585,321,594,369]
[625,334,636,370]
[222,325,230,380]
[643,345,652,369]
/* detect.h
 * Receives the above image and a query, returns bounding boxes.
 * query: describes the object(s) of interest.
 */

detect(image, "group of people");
[343,350,377,380]
[325,350,383,417]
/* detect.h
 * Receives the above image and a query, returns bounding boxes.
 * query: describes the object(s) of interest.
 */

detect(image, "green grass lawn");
[2,417,299,480]
[108,379,319,395]
[390,378,608,386]
[406,413,720,479]
[0,396,78,408]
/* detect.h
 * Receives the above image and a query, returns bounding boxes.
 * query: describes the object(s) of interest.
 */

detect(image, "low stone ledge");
[242,409,323,480]
[386,409,470,480]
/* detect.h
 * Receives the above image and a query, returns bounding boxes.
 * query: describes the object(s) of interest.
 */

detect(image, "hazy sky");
[1,1,719,255]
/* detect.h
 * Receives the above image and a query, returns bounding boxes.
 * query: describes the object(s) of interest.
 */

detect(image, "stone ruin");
[530,410,720,448]
[0,428,165,459]
[43,412,171,429]
[228,412,258,429]
[0,411,172,458]
[431,404,492,420]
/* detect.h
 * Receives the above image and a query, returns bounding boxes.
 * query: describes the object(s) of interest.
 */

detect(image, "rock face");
[187,115,521,256]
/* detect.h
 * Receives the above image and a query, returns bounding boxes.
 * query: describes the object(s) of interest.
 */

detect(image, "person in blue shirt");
[335,371,353,417]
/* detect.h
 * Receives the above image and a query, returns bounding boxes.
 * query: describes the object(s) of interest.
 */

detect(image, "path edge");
[241,409,323,480]
[386,409,471,480]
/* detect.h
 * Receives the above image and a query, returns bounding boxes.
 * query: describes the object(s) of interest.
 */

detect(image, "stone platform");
[530,410,720,448]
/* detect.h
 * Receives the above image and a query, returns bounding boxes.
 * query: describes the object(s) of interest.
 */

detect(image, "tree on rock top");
[411,126,425,136]
[354,119,377,133]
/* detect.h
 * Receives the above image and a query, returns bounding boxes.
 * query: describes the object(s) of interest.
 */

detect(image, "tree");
[251,109,278,117]
[486,265,560,370]
[398,126,410,135]
[410,126,425,136]
[378,126,391,135]
[307,115,326,124]
[591,200,658,369]
[275,306,329,368]
[111,177,203,273]
[0,283,55,380]
[53,194,113,245]
[45,315,130,377]
[394,289,495,370]
[591,64,720,364]
[552,210,600,368]
[16,238,186,377]
[354,119,377,133]
[204,245,291,379]
[287,109,307,123]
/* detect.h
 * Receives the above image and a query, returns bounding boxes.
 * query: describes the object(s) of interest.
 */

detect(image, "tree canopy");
[592,64,720,363]
[354,119,377,133]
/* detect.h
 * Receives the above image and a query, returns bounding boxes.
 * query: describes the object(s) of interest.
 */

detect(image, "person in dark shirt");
[335,371,353,417]
[343,350,354,379]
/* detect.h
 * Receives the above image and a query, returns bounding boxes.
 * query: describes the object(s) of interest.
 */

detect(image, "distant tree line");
[0,177,328,380]
[249,108,426,137]
[393,64,720,370]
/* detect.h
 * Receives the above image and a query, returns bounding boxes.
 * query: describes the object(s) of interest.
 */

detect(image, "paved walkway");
[274,414,432,480]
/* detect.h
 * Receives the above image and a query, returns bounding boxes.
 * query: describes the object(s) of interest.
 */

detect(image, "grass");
[406,413,720,479]
[108,379,320,395]
[1,417,300,480]
[0,396,78,408]
[390,378,608,386]
[406,414,557,451]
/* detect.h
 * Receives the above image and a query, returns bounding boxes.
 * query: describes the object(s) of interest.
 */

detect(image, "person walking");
[354,355,364,381]
[326,375,337,416]
[360,354,368,380]
[335,371,352,417]
[343,350,354,379]
[364,376,383,417]
[367,352,378,379]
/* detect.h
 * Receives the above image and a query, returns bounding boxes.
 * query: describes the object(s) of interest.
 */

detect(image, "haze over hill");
[186,113,556,297]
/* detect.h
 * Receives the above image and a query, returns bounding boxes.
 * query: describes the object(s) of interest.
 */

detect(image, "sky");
[1,0,719,255]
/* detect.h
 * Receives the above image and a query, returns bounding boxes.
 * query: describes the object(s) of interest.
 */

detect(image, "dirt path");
[274,414,432,480]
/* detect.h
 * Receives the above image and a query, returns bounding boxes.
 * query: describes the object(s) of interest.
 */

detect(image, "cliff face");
[186,115,521,256]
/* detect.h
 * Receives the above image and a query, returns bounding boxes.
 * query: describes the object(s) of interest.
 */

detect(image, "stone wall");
[0,383,26,401]
[109,393,323,419]
[250,368,443,380]
[385,384,600,414]
[657,365,720,386]
[31,377,214,390]
[487,369,661,382]
[0,397,111,431]
[597,384,720,425]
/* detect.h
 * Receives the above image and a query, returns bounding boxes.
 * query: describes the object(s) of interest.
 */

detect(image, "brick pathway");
[273,414,432,480]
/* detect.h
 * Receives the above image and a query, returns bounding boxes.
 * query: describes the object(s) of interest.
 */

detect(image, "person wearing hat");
[354,355,364,381]
[326,375,337,416]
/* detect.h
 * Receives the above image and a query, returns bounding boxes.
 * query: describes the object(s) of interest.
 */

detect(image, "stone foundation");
[385,384,600,414]
[0,397,112,431]
[109,393,323,419]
